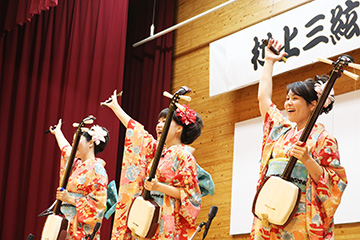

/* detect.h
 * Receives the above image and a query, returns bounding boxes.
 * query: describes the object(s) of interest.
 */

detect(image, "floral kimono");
[111,119,202,240]
[60,146,108,240]
[251,103,347,240]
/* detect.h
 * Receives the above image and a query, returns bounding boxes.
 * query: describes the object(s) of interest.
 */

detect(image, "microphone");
[202,206,218,240]
[189,221,205,240]
[85,222,101,240]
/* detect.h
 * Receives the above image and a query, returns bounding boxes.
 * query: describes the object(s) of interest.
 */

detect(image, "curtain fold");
[0,0,174,238]
[1,0,59,34]
[123,0,174,135]
[0,0,128,239]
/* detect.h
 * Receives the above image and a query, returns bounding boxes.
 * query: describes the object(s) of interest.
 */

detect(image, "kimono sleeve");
[111,119,159,238]
[262,103,292,149]
[75,162,108,226]
[120,119,157,187]
[309,131,347,231]
[59,145,72,184]
[123,119,157,166]
[170,149,201,226]
[258,103,292,182]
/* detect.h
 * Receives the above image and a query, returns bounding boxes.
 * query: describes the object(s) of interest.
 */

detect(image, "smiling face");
[284,90,316,129]
[156,117,166,140]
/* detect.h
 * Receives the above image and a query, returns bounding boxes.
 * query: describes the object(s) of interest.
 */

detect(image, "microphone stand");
[85,222,101,240]
[189,222,205,240]
[26,233,34,240]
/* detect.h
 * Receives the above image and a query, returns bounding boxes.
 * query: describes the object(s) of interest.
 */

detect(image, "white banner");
[209,0,360,96]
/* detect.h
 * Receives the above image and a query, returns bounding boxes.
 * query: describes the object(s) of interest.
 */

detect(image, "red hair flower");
[176,104,197,125]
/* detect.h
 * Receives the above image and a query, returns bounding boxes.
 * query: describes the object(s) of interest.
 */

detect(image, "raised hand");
[100,89,121,109]
[49,119,62,135]
[264,39,287,63]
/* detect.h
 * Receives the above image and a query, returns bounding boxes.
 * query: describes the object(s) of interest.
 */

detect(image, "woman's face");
[284,90,316,129]
[156,117,166,140]
[75,135,92,159]
[164,120,182,146]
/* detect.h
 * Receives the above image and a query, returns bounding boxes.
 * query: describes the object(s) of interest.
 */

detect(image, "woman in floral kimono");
[102,90,203,240]
[49,119,109,240]
[251,39,347,240]
[156,108,214,198]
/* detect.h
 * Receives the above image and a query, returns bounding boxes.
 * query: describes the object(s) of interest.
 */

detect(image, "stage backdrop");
[0,0,129,239]
[230,89,360,234]
[209,0,360,96]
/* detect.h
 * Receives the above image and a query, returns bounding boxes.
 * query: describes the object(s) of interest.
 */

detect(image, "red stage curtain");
[0,0,59,34]
[0,0,128,239]
[112,0,174,218]
[0,0,174,238]
[122,0,174,135]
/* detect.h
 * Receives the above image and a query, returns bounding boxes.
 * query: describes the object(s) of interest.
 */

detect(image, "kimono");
[60,146,108,240]
[111,119,202,240]
[251,103,347,240]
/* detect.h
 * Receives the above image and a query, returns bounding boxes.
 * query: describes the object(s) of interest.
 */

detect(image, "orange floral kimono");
[60,146,108,240]
[111,119,202,240]
[251,104,347,240]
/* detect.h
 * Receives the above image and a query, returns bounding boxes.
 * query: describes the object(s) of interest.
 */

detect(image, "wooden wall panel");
[172,0,360,239]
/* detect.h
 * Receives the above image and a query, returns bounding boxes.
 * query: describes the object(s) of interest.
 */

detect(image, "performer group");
[46,38,347,240]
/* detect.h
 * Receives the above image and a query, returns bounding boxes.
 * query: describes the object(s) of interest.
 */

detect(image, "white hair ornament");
[87,125,107,145]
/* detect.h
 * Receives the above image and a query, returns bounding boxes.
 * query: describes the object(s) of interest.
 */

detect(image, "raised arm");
[49,119,70,150]
[101,89,131,127]
[258,39,287,120]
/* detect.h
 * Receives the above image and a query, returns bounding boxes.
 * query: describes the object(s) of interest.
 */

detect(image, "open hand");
[265,39,288,62]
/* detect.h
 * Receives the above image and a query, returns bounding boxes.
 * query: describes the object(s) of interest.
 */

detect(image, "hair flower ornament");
[176,104,197,125]
[314,80,335,108]
[88,125,107,145]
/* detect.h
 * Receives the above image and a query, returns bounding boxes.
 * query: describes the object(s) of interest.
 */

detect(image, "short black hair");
[157,108,168,120]
[158,108,203,144]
